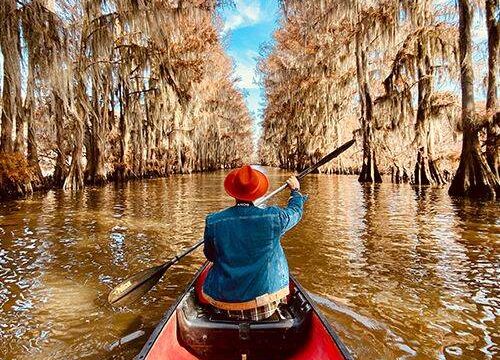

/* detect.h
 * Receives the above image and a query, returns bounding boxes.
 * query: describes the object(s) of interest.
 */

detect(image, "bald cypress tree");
[485,0,499,179]
[0,0,253,197]
[448,0,500,199]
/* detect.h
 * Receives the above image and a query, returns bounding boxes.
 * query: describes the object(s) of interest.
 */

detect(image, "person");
[200,165,307,321]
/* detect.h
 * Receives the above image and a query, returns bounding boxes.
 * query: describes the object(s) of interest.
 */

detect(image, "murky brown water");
[0,170,499,359]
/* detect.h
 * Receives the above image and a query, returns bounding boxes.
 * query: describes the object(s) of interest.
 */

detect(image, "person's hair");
[236,199,252,204]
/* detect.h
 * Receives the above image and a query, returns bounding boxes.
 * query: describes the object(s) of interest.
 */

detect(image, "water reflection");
[0,171,498,359]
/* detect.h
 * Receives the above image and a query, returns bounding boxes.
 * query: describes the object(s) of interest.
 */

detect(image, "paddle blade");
[108,263,170,307]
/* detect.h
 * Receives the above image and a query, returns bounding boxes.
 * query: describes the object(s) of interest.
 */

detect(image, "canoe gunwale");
[136,262,352,360]
[289,274,353,360]
[135,263,209,360]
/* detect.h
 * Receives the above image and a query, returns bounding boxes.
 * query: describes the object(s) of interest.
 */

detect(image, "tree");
[380,1,459,185]
[260,0,399,179]
[0,0,253,198]
[354,2,385,183]
[448,0,500,199]
[485,0,499,178]
[0,0,22,154]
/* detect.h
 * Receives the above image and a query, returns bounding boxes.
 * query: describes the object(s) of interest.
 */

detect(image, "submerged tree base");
[391,164,410,183]
[358,155,382,183]
[84,172,107,186]
[414,150,446,185]
[449,135,500,199]
[0,161,243,200]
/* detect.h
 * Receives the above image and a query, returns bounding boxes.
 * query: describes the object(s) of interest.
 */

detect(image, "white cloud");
[234,61,257,89]
[231,50,259,90]
[223,0,262,33]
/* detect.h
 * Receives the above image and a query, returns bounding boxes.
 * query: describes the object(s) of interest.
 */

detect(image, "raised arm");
[278,176,308,234]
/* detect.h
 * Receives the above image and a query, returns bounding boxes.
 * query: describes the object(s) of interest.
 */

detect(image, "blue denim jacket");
[202,190,307,302]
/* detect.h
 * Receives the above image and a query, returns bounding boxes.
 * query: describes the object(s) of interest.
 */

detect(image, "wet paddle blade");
[108,263,170,307]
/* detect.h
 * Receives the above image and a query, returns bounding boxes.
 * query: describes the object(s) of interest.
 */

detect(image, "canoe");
[137,263,352,360]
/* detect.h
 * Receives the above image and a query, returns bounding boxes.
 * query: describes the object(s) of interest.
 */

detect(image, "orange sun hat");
[224,165,269,202]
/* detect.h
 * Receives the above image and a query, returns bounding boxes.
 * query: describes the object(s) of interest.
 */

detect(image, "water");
[0,170,498,359]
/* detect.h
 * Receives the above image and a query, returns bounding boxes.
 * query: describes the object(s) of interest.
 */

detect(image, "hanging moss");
[259,0,485,192]
[0,0,252,198]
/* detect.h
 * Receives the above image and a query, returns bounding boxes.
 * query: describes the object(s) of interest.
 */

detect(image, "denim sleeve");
[203,219,216,262]
[277,190,308,235]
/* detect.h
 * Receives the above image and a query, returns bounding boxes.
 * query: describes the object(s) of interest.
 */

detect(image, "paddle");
[108,138,355,307]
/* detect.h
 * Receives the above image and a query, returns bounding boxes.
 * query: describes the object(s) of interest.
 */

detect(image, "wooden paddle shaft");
[169,238,204,265]
[168,138,355,265]
[254,138,355,206]
[253,183,288,207]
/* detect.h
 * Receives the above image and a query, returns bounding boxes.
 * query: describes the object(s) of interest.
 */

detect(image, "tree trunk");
[485,0,499,178]
[355,32,382,183]
[14,113,26,155]
[0,0,22,154]
[114,75,131,181]
[413,39,445,185]
[27,119,44,188]
[86,80,107,185]
[130,78,145,177]
[64,105,85,191]
[25,67,43,187]
[449,0,500,199]
[53,93,67,186]
[63,67,86,192]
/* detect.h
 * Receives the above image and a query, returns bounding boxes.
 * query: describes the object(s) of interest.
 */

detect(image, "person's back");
[201,165,307,320]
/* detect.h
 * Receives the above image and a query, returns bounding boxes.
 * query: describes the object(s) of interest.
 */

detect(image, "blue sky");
[218,0,281,141]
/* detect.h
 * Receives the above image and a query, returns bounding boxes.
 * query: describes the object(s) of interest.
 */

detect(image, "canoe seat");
[176,288,312,359]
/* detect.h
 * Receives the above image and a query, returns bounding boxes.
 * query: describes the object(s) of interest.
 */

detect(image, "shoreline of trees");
[0,0,253,199]
[259,0,499,199]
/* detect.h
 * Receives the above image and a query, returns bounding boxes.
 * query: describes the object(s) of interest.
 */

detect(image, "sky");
[218,0,281,142]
